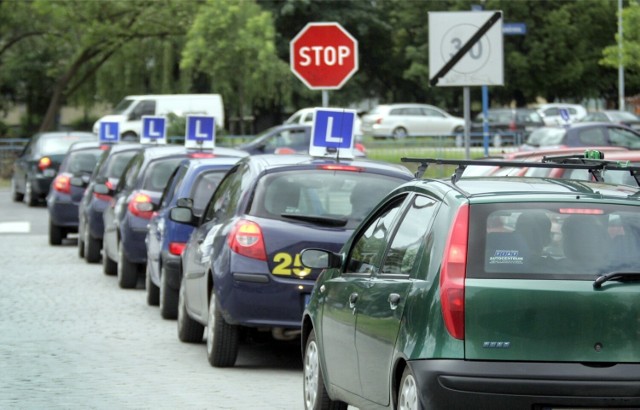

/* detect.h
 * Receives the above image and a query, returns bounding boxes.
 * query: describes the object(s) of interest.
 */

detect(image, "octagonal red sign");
[290,22,359,90]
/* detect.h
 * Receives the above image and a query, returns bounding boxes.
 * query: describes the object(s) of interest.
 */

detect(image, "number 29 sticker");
[272,252,311,277]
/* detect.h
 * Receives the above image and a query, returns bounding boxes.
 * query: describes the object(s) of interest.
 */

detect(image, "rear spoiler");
[401,150,640,186]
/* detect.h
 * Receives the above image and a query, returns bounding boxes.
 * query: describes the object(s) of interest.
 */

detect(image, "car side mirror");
[169,206,196,225]
[176,197,193,208]
[300,248,341,269]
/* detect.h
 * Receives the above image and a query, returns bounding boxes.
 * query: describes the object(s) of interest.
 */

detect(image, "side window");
[382,195,438,276]
[129,100,156,120]
[609,127,640,147]
[423,108,445,118]
[577,128,606,145]
[346,197,405,275]
[121,155,143,191]
[203,163,247,223]
[159,165,186,209]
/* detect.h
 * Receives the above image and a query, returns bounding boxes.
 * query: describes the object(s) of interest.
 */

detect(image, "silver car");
[360,103,464,139]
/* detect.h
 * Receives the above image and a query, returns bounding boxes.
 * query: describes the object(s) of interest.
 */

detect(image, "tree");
[181,0,291,134]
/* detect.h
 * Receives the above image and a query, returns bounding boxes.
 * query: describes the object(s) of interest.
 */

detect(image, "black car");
[77,142,144,263]
[46,141,106,245]
[12,131,97,206]
[521,122,640,150]
[237,124,366,156]
[469,108,544,147]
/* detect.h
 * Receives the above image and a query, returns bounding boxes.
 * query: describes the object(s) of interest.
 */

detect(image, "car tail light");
[52,174,71,194]
[188,152,215,159]
[168,242,187,256]
[440,203,469,340]
[354,143,367,154]
[275,147,296,155]
[94,180,113,202]
[228,219,266,261]
[375,117,383,125]
[127,191,154,219]
[559,208,604,215]
[38,157,52,171]
[317,164,363,172]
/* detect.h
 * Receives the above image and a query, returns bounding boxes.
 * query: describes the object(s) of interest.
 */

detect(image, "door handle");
[388,293,401,310]
[348,292,358,309]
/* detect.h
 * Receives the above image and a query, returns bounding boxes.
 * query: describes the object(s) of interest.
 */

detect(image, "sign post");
[290,22,358,106]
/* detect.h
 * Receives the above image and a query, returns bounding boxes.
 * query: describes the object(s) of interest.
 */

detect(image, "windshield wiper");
[281,213,348,227]
[593,272,640,289]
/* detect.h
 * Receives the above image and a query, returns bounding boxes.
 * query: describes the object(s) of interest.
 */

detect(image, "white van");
[92,94,224,139]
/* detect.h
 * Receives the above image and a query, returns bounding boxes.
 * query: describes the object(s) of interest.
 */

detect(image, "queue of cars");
[13,108,640,409]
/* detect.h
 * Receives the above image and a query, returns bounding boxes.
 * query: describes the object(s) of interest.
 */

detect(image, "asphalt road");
[0,189,304,409]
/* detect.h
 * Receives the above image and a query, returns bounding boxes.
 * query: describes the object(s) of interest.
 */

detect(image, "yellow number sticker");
[272,252,311,277]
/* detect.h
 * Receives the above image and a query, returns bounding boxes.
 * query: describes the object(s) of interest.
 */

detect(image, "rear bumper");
[48,197,79,228]
[410,359,640,410]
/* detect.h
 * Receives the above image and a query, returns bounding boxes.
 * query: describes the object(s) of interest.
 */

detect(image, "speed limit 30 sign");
[429,11,503,87]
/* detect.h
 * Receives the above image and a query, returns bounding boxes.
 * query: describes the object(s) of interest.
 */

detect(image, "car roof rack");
[401,150,640,187]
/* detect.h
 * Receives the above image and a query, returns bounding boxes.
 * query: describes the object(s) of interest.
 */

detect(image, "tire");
[177,281,204,343]
[160,265,178,319]
[49,220,64,246]
[84,226,102,263]
[392,127,408,140]
[146,264,159,306]
[103,247,117,276]
[303,330,347,410]
[397,366,420,410]
[25,179,38,207]
[117,242,138,289]
[206,288,239,368]
[11,178,24,202]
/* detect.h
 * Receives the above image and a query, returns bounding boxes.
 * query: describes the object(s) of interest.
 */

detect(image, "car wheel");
[11,178,24,202]
[146,264,159,306]
[392,127,408,140]
[49,220,64,246]
[303,329,347,410]
[160,265,178,319]
[24,179,38,207]
[117,242,138,289]
[84,227,101,264]
[398,366,420,410]
[206,288,239,367]
[177,281,204,343]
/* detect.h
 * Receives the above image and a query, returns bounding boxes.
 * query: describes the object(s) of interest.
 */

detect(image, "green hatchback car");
[300,156,640,410]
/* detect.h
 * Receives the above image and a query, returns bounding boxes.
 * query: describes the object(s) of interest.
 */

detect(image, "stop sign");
[290,22,358,90]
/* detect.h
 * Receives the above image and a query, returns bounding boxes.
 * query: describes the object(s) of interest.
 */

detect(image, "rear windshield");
[39,135,95,155]
[101,150,139,179]
[142,158,184,192]
[64,149,102,174]
[468,203,640,280]
[248,169,405,229]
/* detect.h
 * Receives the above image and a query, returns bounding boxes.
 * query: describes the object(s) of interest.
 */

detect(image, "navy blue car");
[99,145,248,289]
[171,154,413,367]
[145,155,246,319]
[77,143,143,263]
[46,141,106,245]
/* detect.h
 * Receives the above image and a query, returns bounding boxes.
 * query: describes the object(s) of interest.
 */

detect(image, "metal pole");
[322,90,329,107]
[482,85,489,156]
[618,0,625,111]
[464,86,471,159]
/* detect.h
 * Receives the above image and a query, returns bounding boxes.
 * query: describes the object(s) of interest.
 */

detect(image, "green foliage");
[602,2,640,72]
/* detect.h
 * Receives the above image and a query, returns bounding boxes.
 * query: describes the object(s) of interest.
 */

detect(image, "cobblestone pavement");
[0,191,303,410]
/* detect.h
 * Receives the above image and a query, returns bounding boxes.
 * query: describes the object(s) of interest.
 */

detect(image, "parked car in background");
[300,157,640,410]
[77,142,143,263]
[236,124,366,156]
[12,131,97,206]
[469,108,545,147]
[521,122,640,151]
[172,154,414,368]
[579,110,640,131]
[536,103,587,125]
[284,107,363,139]
[360,103,464,140]
[46,141,106,245]
[145,155,246,319]
[99,145,247,289]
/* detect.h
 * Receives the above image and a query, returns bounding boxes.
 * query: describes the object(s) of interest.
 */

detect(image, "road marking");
[0,222,30,233]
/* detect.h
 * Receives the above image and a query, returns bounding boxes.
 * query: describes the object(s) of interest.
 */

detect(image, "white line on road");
[0,222,30,233]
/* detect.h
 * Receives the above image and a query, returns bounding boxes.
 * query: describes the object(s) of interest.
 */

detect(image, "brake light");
[354,143,367,154]
[168,242,187,256]
[188,152,215,159]
[440,203,469,340]
[375,117,382,125]
[94,180,113,202]
[275,147,296,155]
[52,174,71,194]
[228,219,266,261]
[127,192,154,219]
[317,164,362,172]
[559,208,604,215]
[38,157,52,171]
